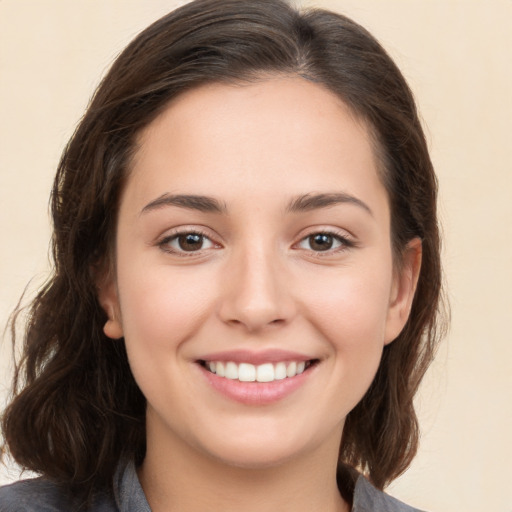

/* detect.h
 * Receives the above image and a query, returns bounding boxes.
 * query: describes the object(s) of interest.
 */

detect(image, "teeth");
[205,360,311,382]
[274,362,287,380]
[225,362,238,380]
[216,361,225,377]
[239,363,256,382]
[256,363,274,382]
[286,361,297,378]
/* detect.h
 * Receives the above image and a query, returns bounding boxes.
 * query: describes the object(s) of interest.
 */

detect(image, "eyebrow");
[286,192,373,216]
[140,191,372,217]
[140,193,227,215]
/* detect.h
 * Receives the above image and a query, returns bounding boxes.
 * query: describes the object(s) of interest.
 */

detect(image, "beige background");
[1,1,511,511]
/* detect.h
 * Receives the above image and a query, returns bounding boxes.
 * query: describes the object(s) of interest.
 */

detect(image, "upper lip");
[197,349,315,365]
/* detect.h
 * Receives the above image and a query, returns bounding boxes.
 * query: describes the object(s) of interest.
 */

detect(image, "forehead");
[124,77,387,218]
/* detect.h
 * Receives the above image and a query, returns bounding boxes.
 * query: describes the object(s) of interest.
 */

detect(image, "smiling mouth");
[198,359,318,383]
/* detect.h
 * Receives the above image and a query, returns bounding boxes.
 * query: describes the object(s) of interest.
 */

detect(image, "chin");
[194,424,331,471]
[208,445,302,471]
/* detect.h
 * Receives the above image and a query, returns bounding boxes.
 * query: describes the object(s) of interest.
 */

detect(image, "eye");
[160,231,216,253]
[297,232,352,252]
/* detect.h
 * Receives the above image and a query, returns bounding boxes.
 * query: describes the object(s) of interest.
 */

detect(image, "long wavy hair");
[2,0,445,502]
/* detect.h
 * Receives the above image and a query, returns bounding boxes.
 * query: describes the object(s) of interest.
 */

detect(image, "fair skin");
[100,76,421,512]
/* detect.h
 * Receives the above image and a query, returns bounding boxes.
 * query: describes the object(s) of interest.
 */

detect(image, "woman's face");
[100,77,420,469]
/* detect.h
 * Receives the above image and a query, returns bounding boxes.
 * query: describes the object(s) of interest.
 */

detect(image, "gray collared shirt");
[0,459,425,511]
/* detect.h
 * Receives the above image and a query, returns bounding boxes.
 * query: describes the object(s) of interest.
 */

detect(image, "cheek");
[116,262,218,354]
[296,264,393,404]
[300,266,392,346]
[115,262,222,412]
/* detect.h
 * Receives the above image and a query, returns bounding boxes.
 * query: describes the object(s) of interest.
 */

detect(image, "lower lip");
[198,364,314,405]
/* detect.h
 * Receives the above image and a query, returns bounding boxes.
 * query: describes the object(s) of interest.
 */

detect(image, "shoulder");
[0,478,117,512]
[353,475,427,512]
[0,478,72,512]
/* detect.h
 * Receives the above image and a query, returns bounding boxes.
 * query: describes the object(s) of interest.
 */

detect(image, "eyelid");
[292,227,357,254]
[155,225,356,257]
[157,226,223,256]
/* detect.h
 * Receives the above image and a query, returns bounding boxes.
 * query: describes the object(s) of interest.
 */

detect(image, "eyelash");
[295,230,355,256]
[157,229,355,257]
[158,229,218,256]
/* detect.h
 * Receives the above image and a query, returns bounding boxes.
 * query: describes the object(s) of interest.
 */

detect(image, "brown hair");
[2,0,445,501]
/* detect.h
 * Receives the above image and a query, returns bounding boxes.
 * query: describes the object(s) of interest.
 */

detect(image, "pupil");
[179,233,203,251]
[310,234,333,251]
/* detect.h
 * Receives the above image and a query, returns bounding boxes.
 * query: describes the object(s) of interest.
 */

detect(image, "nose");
[218,243,296,332]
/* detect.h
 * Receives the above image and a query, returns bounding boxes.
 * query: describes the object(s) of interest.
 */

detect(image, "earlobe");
[384,237,422,345]
[103,307,124,340]
[96,273,124,340]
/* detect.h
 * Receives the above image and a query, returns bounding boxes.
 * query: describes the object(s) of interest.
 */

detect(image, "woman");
[0,0,444,510]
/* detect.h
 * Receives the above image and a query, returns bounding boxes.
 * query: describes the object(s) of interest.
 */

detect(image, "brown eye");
[308,234,334,251]
[178,233,204,251]
[162,232,216,253]
[297,232,350,253]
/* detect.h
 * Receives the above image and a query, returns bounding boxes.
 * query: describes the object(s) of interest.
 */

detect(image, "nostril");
[226,317,285,329]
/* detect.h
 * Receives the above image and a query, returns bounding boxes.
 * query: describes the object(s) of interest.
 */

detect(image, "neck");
[139,417,349,512]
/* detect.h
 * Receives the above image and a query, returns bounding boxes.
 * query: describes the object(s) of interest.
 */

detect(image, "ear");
[384,237,422,345]
[96,271,124,340]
